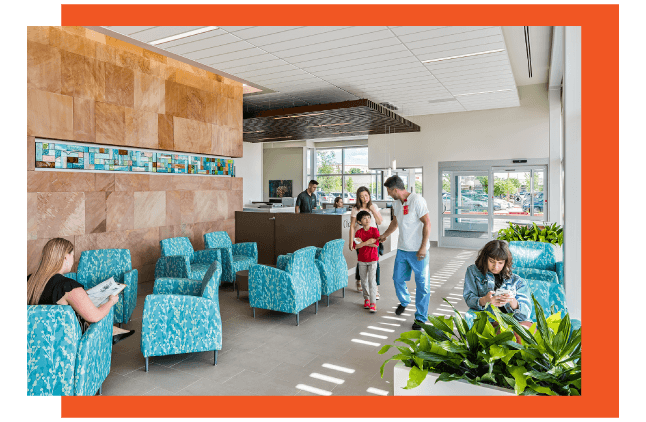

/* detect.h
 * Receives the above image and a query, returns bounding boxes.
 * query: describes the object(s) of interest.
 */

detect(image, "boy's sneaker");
[364,299,370,309]
[370,303,377,313]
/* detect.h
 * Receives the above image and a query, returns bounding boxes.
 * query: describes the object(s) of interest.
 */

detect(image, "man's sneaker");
[370,303,377,313]
[395,304,407,315]
[412,320,424,331]
[364,299,370,309]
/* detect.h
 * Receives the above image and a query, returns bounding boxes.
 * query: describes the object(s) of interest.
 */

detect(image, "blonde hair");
[27,238,74,305]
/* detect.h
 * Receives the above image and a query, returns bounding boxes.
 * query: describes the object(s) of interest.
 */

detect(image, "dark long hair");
[474,240,513,280]
[354,186,374,210]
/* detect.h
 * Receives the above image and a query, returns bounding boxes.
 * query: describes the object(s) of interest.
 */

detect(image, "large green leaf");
[419,333,431,352]
[396,346,414,356]
[509,365,528,395]
[415,351,457,365]
[404,366,429,389]
[396,338,418,349]
[378,344,393,355]
[436,340,468,355]
[502,349,519,365]
[400,331,422,340]
[427,315,456,337]
[466,331,479,352]
[379,353,410,377]
[489,345,508,361]
[420,323,451,342]
[437,372,467,383]
[526,379,558,396]
[499,313,537,345]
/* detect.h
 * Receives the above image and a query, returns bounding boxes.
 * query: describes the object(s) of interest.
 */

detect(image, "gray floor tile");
[123,363,203,392]
[176,377,254,396]
[215,349,283,375]
[172,354,244,383]
[101,372,157,396]
[246,344,318,367]
[143,387,175,395]
[220,369,298,396]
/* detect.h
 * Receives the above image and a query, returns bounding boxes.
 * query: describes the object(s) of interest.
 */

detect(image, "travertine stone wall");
[27,27,245,282]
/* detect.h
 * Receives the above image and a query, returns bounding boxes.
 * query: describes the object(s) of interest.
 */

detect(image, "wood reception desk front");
[235,209,397,269]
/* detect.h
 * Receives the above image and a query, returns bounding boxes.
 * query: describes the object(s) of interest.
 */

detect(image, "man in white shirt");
[379,175,431,330]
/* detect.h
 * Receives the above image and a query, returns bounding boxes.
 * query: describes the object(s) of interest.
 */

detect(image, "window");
[315,146,381,204]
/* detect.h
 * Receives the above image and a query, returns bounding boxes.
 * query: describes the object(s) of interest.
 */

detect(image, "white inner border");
[34,137,235,178]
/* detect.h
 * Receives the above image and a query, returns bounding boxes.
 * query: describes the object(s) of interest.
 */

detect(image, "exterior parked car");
[331,192,356,203]
[442,193,451,213]
[315,191,333,203]
[493,198,511,210]
[522,192,544,213]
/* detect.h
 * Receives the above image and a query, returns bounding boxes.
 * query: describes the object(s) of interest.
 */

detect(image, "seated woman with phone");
[463,240,533,342]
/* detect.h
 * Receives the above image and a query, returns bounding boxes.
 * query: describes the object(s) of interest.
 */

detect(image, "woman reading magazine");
[27,238,135,344]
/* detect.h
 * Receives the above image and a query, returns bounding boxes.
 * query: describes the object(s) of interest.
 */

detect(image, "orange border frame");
[59,4,619,418]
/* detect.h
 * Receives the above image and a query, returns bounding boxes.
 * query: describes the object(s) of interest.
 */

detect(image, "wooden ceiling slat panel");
[243,99,420,143]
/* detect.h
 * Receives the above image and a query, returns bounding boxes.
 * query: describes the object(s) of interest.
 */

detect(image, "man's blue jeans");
[392,249,430,323]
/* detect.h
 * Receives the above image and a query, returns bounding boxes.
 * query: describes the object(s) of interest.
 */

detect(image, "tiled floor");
[104,246,475,396]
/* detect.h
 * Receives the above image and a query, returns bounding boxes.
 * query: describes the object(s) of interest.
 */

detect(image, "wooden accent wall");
[27,27,245,282]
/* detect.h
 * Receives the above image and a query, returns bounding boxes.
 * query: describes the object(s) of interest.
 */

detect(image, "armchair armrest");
[555,262,564,284]
[121,269,138,323]
[515,267,560,284]
[74,307,114,396]
[194,249,222,265]
[315,248,324,260]
[277,254,292,272]
[155,255,191,279]
[153,278,202,296]
[141,294,222,358]
[249,264,296,312]
[232,242,258,262]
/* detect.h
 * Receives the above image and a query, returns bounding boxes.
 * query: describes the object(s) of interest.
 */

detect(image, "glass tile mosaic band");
[35,141,235,177]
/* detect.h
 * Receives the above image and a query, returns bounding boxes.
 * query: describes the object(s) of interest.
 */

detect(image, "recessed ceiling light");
[149,26,219,46]
[421,49,505,63]
[454,89,514,97]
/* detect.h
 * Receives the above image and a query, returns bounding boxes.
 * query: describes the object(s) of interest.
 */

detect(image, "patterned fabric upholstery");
[315,239,348,298]
[465,277,581,331]
[72,249,138,325]
[27,305,114,396]
[141,260,223,359]
[204,231,258,283]
[155,237,221,282]
[509,241,564,284]
[249,246,322,315]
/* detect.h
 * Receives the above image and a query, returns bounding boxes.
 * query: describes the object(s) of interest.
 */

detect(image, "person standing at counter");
[378,176,432,331]
[349,187,382,298]
[295,180,319,214]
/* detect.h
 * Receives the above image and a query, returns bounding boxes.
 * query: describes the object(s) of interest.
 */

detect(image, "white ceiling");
[104,26,552,117]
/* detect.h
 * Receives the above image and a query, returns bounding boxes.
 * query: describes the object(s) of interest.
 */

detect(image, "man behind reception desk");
[295,180,319,214]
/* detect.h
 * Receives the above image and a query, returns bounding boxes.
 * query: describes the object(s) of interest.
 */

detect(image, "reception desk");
[235,209,397,269]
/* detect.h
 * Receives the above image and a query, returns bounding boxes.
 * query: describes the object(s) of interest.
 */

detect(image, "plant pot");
[393,363,515,396]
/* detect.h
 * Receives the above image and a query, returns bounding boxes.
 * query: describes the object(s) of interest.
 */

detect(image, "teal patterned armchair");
[155,237,221,282]
[315,239,347,306]
[66,248,137,325]
[249,246,322,326]
[509,241,564,284]
[27,305,114,396]
[203,231,257,285]
[141,260,223,371]
[465,278,581,331]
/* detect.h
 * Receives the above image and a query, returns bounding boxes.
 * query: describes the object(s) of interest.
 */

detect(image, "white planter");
[393,362,515,396]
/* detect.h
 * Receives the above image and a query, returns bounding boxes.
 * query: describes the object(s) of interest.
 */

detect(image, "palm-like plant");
[379,295,581,395]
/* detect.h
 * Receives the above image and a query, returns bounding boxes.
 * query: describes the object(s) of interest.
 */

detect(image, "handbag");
[378,242,384,256]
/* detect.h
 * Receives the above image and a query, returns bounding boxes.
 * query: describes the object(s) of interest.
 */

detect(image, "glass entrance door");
[440,171,490,248]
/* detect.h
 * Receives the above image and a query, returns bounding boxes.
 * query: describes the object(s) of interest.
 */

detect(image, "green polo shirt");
[296,190,317,213]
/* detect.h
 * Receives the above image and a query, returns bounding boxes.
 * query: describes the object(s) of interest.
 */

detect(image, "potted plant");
[497,222,563,246]
[379,297,581,396]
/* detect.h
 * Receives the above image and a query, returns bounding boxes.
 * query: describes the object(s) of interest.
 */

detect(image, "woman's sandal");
[376,289,380,300]
[113,329,136,345]
[356,279,362,292]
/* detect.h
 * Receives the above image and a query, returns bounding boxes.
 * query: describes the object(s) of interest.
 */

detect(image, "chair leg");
[343,287,345,298]
[118,323,122,328]
[98,385,102,395]
[327,295,330,307]
[145,357,149,372]
[237,288,239,299]
[253,307,255,318]
[296,312,299,326]
[214,350,218,366]
[315,301,318,314]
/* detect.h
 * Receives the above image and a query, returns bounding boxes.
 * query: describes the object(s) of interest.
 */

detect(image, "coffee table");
[235,270,248,299]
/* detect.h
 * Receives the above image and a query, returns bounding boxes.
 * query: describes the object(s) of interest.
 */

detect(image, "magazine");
[86,277,126,307]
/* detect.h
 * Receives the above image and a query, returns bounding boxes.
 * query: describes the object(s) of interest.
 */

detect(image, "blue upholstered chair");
[141,260,223,371]
[249,246,322,326]
[509,241,564,284]
[315,239,347,306]
[465,278,581,331]
[66,248,137,326]
[155,237,221,282]
[27,305,114,396]
[203,231,258,285]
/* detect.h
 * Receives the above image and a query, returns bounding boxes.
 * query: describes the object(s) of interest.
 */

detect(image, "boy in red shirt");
[354,210,380,312]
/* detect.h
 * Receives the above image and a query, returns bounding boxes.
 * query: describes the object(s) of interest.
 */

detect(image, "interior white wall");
[235,142,263,206]
[262,147,303,201]
[368,84,551,242]
[563,26,582,320]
